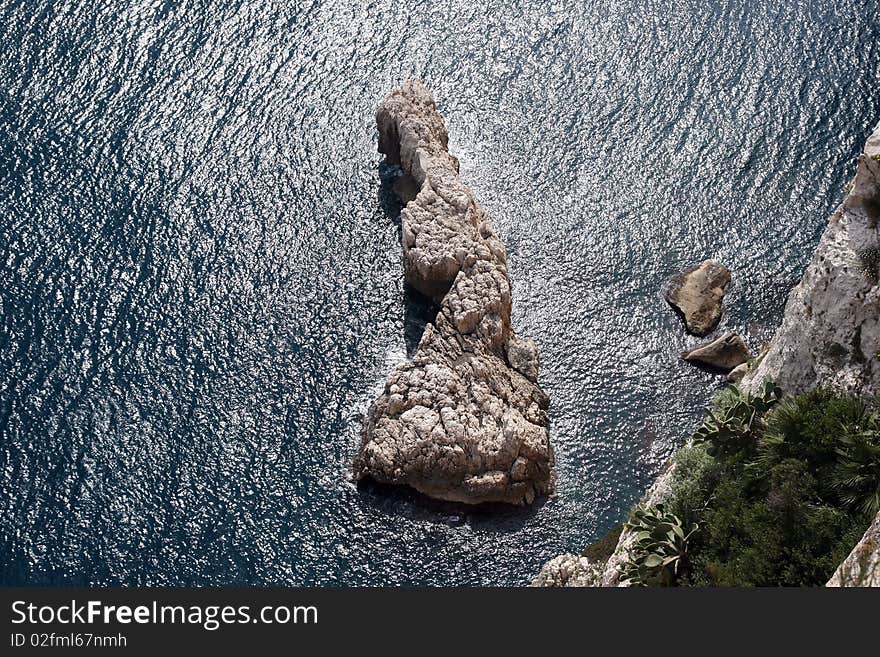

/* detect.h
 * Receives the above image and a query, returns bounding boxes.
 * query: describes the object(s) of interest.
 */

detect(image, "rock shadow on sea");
[355,476,548,532]
[379,161,440,358]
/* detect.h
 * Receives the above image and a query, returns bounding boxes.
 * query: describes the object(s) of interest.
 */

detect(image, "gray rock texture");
[532,554,604,587]
[726,362,750,383]
[681,332,751,372]
[665,260,731,336]
[827,510,880,587]
[355,81,553,506]
[743,122,880,396]
[507,335,540,383]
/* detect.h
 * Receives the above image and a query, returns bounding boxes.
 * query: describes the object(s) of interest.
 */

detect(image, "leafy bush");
[665,441,721,529]
[685,458,863,586]
[752,389,880,518]
[832,428,880,517]
[658,385,877,587]
[752,389,870,488]
[692,382,781,459]
[620,505,697,587]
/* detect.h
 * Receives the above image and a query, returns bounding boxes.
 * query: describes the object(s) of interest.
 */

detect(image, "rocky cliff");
[744,123,880,396]
[534,120,880,587]
[744,120,880,587]
[354,81,554,505]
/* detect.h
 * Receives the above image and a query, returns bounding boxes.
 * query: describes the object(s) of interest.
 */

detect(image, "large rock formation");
[535,120,880,586]
[665,260,731,336]
[354,81,553,506]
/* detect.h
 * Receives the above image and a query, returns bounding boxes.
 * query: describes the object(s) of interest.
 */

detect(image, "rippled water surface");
[1,0,879,585]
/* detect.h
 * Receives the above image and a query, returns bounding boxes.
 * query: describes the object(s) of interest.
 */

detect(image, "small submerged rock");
[665,259,730,336]
[682,332,751,371]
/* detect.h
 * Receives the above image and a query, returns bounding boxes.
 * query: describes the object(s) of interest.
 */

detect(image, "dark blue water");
[1,0,878,585]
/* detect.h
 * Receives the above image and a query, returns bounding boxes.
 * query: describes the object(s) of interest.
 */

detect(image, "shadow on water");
[356,477,548,533]
[378,161,439,357]
[378,161,404,226]
[403,285,437,357]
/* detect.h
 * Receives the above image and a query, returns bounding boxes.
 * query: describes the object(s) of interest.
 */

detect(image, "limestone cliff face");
[743,122,880,587]
[534,120,880,587]
[744,121,880,396]
[354,81,554,506]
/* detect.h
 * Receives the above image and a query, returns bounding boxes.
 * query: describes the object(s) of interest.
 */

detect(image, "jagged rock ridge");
[354,81,554,506]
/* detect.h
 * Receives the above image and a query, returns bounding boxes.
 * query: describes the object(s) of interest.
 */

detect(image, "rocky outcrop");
[743,122,880,396]
[354,81,553,506]
[533,554,604,587]
[866,126,880,159]
[681,332,751,372]
[741,120,880,586]
[590,462,677,587]
[827,510,880,587]
[507,335,540,383]
[665,260,731,336]
[535,120,880,586]
[531,460,677,587]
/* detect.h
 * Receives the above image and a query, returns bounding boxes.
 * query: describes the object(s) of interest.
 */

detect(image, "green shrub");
[832,428,880,517]
[684,458,864,586]
[666,441,722,529]
[620,505,697,587]
[661,385,876,587]
[752,389,869,489]
[692,382,781,459]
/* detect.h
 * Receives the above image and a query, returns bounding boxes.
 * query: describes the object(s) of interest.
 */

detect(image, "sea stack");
[354,81,553,505]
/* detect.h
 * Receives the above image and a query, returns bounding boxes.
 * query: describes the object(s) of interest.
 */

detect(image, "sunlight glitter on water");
[0,0,878,585]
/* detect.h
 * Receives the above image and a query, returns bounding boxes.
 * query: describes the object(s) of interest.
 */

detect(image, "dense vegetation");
[622,384,879,586]
[620,505,696,586]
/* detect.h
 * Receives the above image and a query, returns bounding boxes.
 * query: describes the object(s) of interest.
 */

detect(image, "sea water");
[1,0,878,584]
